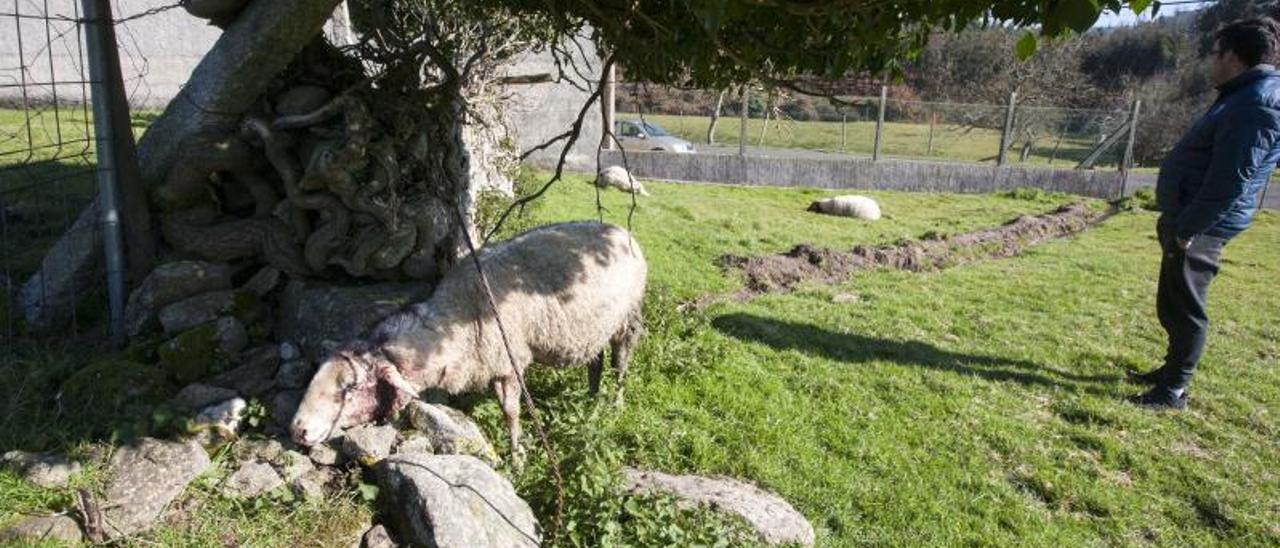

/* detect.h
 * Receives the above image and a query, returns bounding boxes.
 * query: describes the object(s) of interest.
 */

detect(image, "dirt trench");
[717,203,1112,298]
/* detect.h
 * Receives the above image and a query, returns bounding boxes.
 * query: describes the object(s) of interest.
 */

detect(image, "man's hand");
[1176,237,1193,251]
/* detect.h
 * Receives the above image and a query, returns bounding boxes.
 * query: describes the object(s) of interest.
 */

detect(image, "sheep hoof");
[511,445,528,471]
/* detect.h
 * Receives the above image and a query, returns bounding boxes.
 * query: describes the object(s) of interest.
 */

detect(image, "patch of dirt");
[719,203,1111,298]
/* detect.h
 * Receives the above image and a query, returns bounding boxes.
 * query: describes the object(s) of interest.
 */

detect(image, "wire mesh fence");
[1,0,104,346]
[0,1,185,349]
[615,85,1135,171]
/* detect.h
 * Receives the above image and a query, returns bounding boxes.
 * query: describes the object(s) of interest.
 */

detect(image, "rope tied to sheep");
[452,205,567,540]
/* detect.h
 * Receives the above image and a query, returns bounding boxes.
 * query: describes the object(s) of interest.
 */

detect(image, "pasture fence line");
[2,0,153,349]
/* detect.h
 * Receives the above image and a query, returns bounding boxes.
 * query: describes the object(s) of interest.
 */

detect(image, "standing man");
[1129,17,1280,410]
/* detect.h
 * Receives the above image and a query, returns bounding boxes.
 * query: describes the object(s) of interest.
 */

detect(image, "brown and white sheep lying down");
[807,195,881,220]
[290,221,647,458]
[595,165,650,196]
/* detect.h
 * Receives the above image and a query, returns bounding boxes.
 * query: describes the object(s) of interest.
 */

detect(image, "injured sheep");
[595,165,650,196]
[807,195,881,220]
[290,221,647,461]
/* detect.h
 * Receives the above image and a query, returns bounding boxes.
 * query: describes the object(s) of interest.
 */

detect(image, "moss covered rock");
[158,322,223,384]
[59,359,176,427]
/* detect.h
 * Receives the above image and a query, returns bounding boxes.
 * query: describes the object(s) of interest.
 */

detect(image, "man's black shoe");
[1125,368,1165,386]
[1127,387,1188,411]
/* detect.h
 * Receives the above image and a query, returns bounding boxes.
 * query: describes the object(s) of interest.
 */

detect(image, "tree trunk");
[706,89,726,145]
[757,91,774,147]
[137,0,344,187]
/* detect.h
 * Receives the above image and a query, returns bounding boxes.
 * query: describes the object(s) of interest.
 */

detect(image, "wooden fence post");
[997,91,1017,166]
[739,85,749,157]
[873,86,887,161]
[1119,99,1142,199]
[841,112,848,151]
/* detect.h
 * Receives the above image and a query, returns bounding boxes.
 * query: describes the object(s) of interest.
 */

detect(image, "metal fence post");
[83,0,143,346]
[997,91,1017,166]
[1119,99,1142,199]
[602,64,615,150]
[739,85,749,157]
[873,86,887,161]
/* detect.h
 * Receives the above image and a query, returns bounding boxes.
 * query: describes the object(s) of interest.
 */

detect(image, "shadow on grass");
[712,313,1119,395]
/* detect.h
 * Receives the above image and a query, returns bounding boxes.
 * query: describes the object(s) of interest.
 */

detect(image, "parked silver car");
[614,120,696,153]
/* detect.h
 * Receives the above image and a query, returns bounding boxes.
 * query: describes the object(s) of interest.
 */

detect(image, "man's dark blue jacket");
[1157,65,1280,240]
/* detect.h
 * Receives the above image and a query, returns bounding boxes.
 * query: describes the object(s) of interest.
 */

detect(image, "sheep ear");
[372,358,418,415]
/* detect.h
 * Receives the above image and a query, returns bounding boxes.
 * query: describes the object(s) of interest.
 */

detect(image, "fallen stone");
[275,359,314,389]
[103,438,211,540]
[402,402,498,466]
[308,442,341,467]
[378,454,539,548]
[277,281,428,361]
[278,450,316,482]
[0,515,85,543]
[393,433,434,457]
[124,261,233,337]
[341,424,398,466]
[622,468,814,547]
[194,397,248,435]
[271,389,305,428]
[158,290,241,335]
[207,345,280,396]
[2,450,83,488]
[236,438,286,464]
[174,383,239,411]
[214,316,250,356]
[223,460,284,498]
[361,524,397,548]
[241,266,282,297]
[279,341,302,361]
[291,467,334,501]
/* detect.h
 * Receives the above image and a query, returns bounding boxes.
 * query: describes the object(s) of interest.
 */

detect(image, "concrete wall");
[601,150,1128,199]
[0,0,222,108]
[1,1,602,163]
[502,39,603,172]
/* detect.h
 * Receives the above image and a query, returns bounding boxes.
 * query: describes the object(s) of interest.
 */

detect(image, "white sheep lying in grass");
[595,165,650,196]
[806,195,881,220]
[290,222,647,460]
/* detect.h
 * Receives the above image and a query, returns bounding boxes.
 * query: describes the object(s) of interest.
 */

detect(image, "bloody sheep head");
[289,346,417,446]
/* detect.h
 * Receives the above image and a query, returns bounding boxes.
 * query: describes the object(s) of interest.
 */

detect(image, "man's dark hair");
[1216,17,1280,66]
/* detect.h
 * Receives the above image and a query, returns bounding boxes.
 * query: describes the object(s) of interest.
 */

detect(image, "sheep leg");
[587,351,604,397]
[494,377,525,466]
[610,310,644,406]
[609,339,633,407]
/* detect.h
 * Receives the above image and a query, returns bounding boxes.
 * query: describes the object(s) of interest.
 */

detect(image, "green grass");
[4,174,1278,546]
[503,176,1280,545]
[626,112,1128,169]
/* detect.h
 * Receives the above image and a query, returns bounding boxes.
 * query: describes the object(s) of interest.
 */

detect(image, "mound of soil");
[719,203,1109,297]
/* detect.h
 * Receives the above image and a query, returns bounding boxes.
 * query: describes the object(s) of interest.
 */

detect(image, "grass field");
[5,174,1278,546]
[622,112,1130,169]
[513,178,1279,545]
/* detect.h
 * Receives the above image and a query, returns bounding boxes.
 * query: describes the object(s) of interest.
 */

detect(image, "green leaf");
[1130,0,1153,14]
[1055,0,1102,33]
[1016,32,1039,60]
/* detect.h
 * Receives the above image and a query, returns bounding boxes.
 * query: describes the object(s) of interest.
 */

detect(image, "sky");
[1096,2,1210,27]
